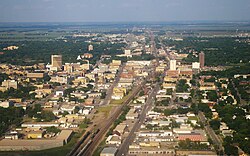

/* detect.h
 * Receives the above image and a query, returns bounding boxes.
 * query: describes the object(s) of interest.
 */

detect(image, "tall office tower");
[88,44,93,51]
[170,60,177,70]
[51,55,62,70]
[199,52,205,68]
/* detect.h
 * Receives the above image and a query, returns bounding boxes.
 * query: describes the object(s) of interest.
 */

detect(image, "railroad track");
[81,84,142,156]
[69,83,143,156]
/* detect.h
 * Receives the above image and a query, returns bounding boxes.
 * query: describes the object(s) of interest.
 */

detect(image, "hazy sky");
[0,0,250,22]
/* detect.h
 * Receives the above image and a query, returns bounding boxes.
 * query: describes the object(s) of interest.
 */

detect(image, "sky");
[0,0,250,22]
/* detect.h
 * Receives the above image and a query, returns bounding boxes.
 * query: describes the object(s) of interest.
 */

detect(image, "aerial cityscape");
[0,1,250,156]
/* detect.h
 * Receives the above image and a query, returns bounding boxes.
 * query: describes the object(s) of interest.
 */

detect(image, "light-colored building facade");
[170,60,176,71]
[51,55,62,70]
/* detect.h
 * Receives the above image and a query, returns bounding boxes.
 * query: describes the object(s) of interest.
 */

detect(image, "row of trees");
[0,39,125,66]
[26,104,56,122]
[214,104,250,154]
[162,37,250,66]
[106,106,130,136]
[0,107,25,136]
[0,73,9,85]
[233,77,250,102]
[0,85,36,100]
[178,139,209,150]
[200,63,250,78]
[176,79,190,93]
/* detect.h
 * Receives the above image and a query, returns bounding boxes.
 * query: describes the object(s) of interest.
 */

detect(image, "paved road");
[192,76,224,153]
[148,30,157,56]
[77,83,144,156]
[230,79,245,105]
[116,83,160,156]
[100,64,124,106]
[69,84,143,156]
[198,111,224,152]
[73,30,160,156]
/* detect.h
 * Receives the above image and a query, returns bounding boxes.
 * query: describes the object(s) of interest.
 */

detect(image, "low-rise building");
[176,150,217,156]
[27,72,45,79]
[126,109,139,120]
[4,131,19,140]
[138,136,174,142]
[84,98,94,105]
[0,80,18,91]
[113,123,127,136]
[21,122,59,128]
[138,130,173,137]
[129,146,175,156]
[27,131,44,139]
[100,147,118,156]
[50,76,71,84]
[88,92,102,98]
[112,87,127,100]
[177,133,206,142]
[0,130,72,151]
[199,82,216,91]
[60,105,76,114]
[147,111,161,119]
[105,134,121,145]
[173,126,192,134]
[0,101,14,108]
[55,90,64,97]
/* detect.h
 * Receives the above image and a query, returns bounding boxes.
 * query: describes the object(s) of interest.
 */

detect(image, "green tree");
[59,111,69,117]
[198,103,212,118]
[224,144,238,156]
[226,96,234,104]
[209,119,220,130]
[40,110,56,122]
[207,91,218,102]
[45,126,61,134]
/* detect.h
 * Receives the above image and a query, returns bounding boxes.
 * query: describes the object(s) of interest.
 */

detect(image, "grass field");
[97,105,113,117]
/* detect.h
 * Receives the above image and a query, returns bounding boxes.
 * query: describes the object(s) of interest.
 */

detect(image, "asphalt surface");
[75,83,144,156]
[116,83,160,156]
[198,111,224,152]
[72,31,160,156]
[100,64,124,106]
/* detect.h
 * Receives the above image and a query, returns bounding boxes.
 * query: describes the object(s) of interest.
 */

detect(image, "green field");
[97,105,113,117]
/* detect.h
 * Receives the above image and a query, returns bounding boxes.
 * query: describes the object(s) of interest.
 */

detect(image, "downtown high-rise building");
[170,60,177,70]
[51,55,62,70]
[88,44,93,51]
[199,52,205,68]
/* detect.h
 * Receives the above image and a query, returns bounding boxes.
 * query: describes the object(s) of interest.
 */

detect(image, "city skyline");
[0,1,249,156]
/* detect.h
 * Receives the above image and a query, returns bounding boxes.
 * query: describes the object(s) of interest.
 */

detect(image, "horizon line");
[0,20,250,24]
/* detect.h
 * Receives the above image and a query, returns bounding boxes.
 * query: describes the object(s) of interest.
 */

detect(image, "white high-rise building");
[88,44,93,51]
[170,60,176,70]
[192,62,200,69]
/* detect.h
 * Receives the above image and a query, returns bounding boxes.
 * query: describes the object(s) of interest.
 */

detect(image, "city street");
[100,64,125,106]
[116,83,160,156]
[198,111,224,152]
